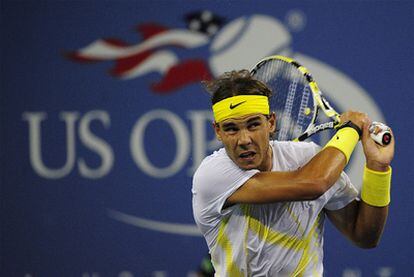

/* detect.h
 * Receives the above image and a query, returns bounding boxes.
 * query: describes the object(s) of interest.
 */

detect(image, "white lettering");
[118,271,134,277]
[78,110,114,179]
[152,271,168,277]
[23,109,221,179]
[377,267,393,277]
[22,112,78,179]
[342,268,361,277]
[130,109,190,178]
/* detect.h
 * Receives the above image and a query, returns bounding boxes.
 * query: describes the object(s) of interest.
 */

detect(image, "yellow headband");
[212,95,270,123]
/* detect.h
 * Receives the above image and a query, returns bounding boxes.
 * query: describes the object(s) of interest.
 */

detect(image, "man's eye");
[224,127,238,132]
[248,122,261,129]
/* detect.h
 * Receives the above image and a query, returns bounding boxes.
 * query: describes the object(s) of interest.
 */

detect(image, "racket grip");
[369,122,392,146]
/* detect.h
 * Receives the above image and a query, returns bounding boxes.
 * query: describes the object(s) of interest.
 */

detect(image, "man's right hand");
[339,110,369,132]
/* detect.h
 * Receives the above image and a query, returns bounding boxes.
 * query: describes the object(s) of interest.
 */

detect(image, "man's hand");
[339,110,369,131]
[339,110,394,171]
[361,119,395,172]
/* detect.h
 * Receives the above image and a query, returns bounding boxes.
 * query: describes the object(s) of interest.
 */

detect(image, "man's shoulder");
[271,140,321,167]
[198,147,228,167]
[272,140,320,153]
[193,147,230,179]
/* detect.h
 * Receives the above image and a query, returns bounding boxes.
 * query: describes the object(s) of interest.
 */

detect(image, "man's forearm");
[353,165,392,248]
[352,201,388,248]
[297,146,348,196]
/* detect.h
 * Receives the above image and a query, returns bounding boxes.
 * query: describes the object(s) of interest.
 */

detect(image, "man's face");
[214,113,276,171]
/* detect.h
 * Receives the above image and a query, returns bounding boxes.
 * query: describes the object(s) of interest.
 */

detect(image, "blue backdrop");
[2,1,413,276]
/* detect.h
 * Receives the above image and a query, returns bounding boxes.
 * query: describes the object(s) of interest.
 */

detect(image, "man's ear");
[213,122,222,141]
[268,112,276,134]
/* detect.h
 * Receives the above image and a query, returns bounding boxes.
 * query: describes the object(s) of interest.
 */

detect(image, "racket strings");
[254,60,315,141]
[295,86,311,134]
[278,79,298,140]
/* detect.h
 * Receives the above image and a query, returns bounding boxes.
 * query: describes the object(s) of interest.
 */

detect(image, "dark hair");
[203,69,272,105]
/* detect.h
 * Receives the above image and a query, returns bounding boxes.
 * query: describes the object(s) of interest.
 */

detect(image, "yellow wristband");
[361,165,392,207]
[323,127,359,164]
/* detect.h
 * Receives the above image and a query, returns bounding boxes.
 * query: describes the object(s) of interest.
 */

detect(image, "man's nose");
[238,129,252,147]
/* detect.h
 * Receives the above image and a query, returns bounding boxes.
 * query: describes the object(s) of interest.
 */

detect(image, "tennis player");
[192,70,394,276]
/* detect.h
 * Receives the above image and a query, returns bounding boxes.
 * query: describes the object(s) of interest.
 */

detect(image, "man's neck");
[259,144,273,172]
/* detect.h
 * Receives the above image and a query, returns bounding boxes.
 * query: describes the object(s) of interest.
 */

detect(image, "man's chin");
[237,161,260,171]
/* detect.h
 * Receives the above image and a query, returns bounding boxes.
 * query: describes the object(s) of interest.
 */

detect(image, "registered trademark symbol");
[285,9,306,32]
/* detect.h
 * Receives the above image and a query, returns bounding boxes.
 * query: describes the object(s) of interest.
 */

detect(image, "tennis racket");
[251,55,392,146]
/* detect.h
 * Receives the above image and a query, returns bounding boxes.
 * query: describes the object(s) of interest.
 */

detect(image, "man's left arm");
[326,199,388,248]
[326,120,395,248]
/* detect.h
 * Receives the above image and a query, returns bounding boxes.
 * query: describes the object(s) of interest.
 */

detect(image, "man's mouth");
[239,151,256,160]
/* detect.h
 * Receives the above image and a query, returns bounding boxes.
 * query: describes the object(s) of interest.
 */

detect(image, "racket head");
[251,55,319,141]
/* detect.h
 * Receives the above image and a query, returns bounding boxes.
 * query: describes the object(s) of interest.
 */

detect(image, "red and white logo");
[67,11,291,94]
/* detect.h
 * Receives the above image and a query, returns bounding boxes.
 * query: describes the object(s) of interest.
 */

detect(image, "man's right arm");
[226,147,347,205]
[226,111,367,206]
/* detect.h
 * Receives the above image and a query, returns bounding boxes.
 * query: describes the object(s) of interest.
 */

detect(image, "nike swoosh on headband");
[229,101,246,109]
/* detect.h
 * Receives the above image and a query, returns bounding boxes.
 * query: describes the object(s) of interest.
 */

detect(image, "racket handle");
[369,122,392,146]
